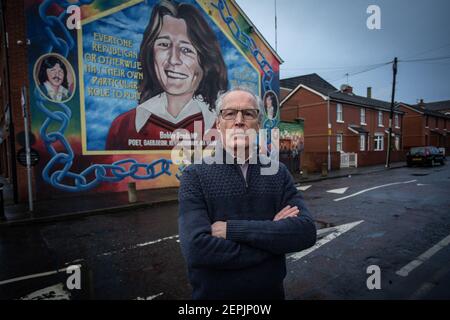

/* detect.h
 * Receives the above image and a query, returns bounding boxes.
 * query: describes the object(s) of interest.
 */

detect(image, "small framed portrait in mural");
[263,90,278,120]
[106,0,228,150]
[34,53,75,103]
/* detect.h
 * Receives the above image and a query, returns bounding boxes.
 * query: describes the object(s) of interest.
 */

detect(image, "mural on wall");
[278,120,304,173]
[279,121,304,155]
[25,0,280,197]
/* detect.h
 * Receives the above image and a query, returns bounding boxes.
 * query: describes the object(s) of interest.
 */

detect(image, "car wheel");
[407,162,412,167]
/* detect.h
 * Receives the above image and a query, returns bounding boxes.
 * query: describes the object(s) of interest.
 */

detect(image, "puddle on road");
[315,220,335,230]
[365,256,380,264]
[411,173,429,176]
[365,232,385,239]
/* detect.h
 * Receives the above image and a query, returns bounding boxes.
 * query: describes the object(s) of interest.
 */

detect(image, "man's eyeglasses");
[220,108,259,120]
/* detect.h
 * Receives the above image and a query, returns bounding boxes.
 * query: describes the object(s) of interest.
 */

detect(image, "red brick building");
[0,1,30,203]
[398,100,450,152]
[280,74,405,172]
[415,99,450,115]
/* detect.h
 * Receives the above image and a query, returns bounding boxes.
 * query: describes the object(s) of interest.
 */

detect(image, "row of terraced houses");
[279,73,450,173]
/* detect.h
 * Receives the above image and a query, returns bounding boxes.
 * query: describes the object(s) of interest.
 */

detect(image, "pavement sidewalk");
[0,161,406,227]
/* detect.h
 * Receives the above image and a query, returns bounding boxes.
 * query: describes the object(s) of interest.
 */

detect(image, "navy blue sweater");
[178,157,317,300]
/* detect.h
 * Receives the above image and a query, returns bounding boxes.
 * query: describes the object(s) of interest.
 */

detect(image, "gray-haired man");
[178,88,316,300]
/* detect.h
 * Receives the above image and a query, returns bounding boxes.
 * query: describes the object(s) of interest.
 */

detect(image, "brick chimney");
[367,87,372,99]
[418,99,425,109]
[340,84,353,94]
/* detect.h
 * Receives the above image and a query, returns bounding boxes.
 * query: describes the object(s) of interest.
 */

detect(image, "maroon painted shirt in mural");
[106,93,217,150]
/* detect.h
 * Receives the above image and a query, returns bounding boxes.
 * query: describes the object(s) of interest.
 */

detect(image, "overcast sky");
[235,0,450,104]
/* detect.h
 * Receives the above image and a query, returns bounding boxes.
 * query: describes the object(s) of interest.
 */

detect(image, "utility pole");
[386,57,398,168]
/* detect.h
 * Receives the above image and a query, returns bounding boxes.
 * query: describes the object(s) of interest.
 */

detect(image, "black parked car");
[406,146,446,167]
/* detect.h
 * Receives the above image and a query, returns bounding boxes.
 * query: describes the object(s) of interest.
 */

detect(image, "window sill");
[336,120,345,123]
[360,123,367,126]
[378,125,384,127]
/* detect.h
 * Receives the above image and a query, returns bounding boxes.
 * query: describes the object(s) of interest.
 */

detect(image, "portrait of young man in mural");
[106,0,228,150]
[36,55,74,103]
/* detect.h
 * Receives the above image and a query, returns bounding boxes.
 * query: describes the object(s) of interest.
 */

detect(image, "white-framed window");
[360,108,366,125]
[395,114,399,128]
[337,103,343,122]
[359,134,366,151]
[378,111,384,127]
[336,133,343,152]
[374,134,384,151]
[395,135,400,151]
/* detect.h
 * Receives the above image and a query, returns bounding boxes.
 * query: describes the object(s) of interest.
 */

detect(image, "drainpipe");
[327,97,331,171]
[1,3,18,204]
[327,89,342,171]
